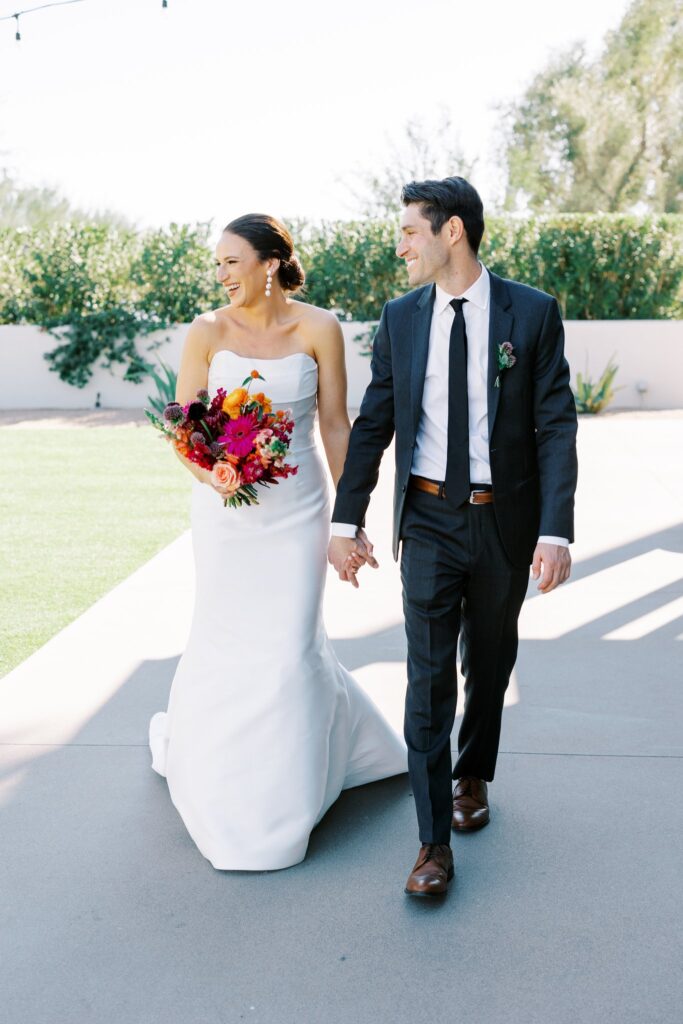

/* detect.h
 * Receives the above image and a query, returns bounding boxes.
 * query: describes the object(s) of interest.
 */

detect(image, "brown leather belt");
[409,475,494,504]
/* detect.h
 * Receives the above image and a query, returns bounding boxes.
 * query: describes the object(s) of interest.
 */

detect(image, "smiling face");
[215,231,276,308]
[395,203,455,288]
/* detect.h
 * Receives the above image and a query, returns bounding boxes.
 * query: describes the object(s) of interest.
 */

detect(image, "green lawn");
[0,423,191,678]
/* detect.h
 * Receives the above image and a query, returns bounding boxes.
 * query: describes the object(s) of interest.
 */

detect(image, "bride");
[149,213,406,870]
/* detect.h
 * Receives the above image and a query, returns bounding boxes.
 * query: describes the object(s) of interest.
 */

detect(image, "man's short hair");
[401,176,485,254]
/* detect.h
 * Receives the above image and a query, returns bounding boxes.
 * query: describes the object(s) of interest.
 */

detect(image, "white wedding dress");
[149,350,406,870]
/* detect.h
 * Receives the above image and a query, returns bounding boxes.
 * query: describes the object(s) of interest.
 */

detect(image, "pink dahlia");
[217,413,260,458]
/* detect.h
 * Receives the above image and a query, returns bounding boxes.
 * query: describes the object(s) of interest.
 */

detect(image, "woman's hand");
[328,530,379,589]
[356,529,379,568]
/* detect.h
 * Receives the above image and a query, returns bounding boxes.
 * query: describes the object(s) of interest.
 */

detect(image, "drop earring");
[265,269,273,298]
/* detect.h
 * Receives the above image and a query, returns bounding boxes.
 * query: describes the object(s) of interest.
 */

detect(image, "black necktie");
[445,297,470,508]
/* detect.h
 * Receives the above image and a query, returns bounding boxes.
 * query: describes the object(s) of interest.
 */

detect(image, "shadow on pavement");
[1,519,682,1022]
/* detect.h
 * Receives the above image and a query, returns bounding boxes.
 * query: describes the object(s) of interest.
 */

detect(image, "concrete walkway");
[1,413,682,1024]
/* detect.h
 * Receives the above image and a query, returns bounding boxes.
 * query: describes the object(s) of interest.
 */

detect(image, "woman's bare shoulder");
[193,305,233,330]
[291,301,343,349]
[291,299,339,327]
[185,307,232,352]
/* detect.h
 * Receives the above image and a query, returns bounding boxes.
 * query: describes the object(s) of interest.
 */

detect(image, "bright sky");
[0,0,631,229]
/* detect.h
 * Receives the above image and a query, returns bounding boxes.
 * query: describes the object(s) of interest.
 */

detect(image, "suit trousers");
[400,487,530,844]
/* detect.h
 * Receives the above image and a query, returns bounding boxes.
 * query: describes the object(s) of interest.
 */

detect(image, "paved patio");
[1,412,682,1024]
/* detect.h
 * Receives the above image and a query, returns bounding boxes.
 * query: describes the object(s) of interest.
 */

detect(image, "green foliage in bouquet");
[573,356,621,414]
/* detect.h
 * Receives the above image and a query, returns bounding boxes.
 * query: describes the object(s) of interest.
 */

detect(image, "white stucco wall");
[0,320,681,410]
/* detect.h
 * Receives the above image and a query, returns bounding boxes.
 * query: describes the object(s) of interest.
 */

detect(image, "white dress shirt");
[412,268,491,484]
[332,264,568,547]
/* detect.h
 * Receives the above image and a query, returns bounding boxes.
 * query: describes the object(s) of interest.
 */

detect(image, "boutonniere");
[494,342,516,388]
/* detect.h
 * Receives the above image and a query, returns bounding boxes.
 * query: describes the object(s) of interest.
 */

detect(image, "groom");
[328,176,578,898]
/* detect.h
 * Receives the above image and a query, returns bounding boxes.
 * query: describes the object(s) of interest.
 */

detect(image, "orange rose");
[211,461,241,496]
[222,387,248,419]
[250,370,261,379]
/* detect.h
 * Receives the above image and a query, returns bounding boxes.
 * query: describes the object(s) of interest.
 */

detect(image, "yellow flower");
[222,387,248,419]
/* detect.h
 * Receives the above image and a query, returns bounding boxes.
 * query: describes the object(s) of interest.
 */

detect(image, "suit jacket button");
[402,483,407,492]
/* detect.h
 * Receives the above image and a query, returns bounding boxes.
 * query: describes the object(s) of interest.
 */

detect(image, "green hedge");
[1,215,680,388]
[296,219,405,322]
[0,223,222,387]
[299,214,683,321]
[482,215,683,320]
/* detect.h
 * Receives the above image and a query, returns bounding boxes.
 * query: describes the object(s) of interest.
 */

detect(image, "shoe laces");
[455,776,484,798]
[420,843,450,864]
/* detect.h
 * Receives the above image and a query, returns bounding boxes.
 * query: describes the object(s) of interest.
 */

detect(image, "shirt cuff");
[538,535,569,547]
[330,522,358,539]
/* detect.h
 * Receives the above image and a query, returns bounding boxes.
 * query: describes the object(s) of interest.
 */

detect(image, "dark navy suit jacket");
[332,271,578,569]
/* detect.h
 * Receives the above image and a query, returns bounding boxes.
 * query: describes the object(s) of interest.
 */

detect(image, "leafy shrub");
[0,229,30,321]
[1,215,680,389]
[296,219,405,321]
[299,214,682,322]
[2,222,221,387]
[482,215,683,320]
[132,223,223,324]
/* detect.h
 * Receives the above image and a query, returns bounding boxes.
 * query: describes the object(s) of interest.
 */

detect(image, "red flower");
[242,458,266,484]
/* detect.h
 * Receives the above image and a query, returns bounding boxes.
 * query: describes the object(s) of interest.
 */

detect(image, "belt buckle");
[469,489,486,504]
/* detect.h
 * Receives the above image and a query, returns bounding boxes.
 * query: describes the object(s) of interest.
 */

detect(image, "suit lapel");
[487,272,514,439]
[410,285,435,437]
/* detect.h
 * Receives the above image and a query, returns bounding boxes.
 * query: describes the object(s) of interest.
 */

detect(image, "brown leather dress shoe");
[404,844,454,898]
[452,777,490,831]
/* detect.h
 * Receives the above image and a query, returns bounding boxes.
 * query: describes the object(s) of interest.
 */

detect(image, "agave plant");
[145,358,178,416]
[573,355,620,414]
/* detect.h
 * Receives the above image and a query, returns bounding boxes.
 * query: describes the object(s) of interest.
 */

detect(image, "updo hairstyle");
[223,213,305,293]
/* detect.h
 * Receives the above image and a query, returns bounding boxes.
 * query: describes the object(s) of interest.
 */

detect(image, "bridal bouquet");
[146,370,298,507]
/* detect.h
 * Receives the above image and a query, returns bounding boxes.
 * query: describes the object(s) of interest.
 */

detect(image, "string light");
[1,1,167,42]
[1,1,84,41]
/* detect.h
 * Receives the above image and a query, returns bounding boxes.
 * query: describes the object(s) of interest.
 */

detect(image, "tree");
[0,170,73,228]
[346,111,477,218]
[0,169,131,228]
[503,0,683,212]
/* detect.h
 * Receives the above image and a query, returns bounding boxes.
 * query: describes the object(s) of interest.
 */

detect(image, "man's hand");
[531,543,571,593]
[356,529,379,569]
[327,532,379,589]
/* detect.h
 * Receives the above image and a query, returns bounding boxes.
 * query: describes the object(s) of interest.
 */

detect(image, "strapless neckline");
[208,350,317,373]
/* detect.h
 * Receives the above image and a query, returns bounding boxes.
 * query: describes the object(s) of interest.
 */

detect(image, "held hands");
[327,529,379,589]
[531,543,571,593]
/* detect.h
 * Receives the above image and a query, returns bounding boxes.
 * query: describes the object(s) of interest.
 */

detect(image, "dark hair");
[400,176,485,254]
[223,213,305,293]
